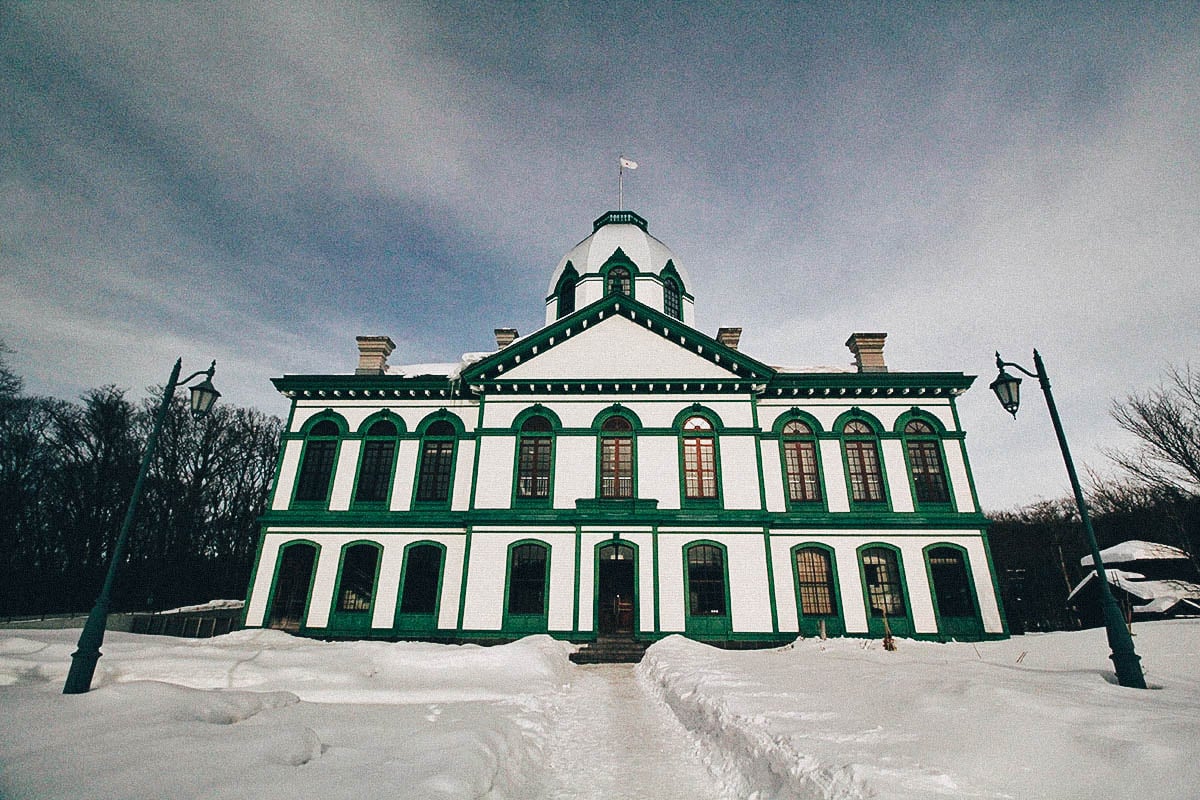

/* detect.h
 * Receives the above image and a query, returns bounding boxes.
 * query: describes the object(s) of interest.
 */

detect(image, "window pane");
[508,544,548,615]
[784,439,821,502]
[518,436,552,498]
[930,548,975,617]
[559,277,576,317]
[309,420,339,436]
[367,419,397,436]
[664,279,681,320]
[268,544,316,629]
[863,548,906,617]
[295,439,337,502]
[416,440,454,502]
[846,440,885,502]
[683,436,717,499]
[400,545,443,614]
[337,544,379,612]
[607,267,631,295]
[795,548,835,616]
[687,545,727,616]
[601,436,633,498]
[908,440,950,503]
[354,439,395,503]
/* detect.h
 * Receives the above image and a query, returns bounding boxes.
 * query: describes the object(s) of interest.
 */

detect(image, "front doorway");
[597,542,636,635]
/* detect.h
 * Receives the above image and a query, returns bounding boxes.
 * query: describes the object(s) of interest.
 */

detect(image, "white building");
[243,210,1007,645]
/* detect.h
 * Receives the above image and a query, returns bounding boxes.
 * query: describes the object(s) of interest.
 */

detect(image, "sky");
[3,1,1198,511]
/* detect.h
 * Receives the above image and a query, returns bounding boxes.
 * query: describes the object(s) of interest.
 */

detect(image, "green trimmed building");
[242,210,1007,644]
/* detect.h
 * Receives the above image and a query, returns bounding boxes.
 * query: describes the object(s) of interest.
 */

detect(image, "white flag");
[619,157,638,170]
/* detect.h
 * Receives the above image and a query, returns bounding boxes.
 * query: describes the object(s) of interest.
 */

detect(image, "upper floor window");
[782,420,821,503]
[354,419,397,504]
[681,416,717,500]
[843,420,886,504]
[516,415,553,499]
[607,267,631,296]
[415,420,456,503]
[558,275,576,318]
[294,419,339,503]
[599,416,634,498]
[664,278,682,320]
[903,420,950,504]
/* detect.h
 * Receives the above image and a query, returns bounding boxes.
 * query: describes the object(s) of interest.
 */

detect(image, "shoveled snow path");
[541,664,730,800]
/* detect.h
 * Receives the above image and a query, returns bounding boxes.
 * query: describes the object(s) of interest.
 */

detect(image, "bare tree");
[1109,366,1200,494]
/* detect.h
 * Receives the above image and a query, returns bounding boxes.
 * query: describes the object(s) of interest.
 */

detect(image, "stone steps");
[570,636,651,664]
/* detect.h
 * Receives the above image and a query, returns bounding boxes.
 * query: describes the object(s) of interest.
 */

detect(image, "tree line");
[989,366,1200,632]
[0,346,281,617]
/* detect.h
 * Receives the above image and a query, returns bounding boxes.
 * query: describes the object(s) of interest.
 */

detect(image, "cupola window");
[607,267,631,296]
[664,278,682,320]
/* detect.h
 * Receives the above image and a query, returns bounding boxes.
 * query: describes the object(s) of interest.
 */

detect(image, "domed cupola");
[545,211,694,327]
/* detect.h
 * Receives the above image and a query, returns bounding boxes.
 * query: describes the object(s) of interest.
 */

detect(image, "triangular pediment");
[461,295,773,386]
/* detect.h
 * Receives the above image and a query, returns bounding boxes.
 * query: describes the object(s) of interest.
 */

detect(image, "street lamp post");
[63,358,220,694]
[990,349,1146,689]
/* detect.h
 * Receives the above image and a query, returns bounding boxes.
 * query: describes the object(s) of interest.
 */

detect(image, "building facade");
[242,210,1007,644]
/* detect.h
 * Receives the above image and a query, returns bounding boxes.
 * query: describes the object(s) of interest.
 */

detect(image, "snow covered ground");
[2,621,1199,799]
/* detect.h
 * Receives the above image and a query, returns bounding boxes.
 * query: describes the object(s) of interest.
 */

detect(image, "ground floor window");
[336,544,380,612]
[507,543,549,616]
[399,544,443,614]
[862,547,906,618]
[267,543,317,630]
[686,544,727,616]
[928,547,975,618]
[794,547,836,616]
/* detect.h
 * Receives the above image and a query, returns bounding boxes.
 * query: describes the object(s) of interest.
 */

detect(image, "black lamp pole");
[990,350,1145,689]
[63,359,220,694]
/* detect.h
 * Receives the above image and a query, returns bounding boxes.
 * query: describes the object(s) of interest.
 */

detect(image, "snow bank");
[639,622,1200,800]
[0,631,574,800]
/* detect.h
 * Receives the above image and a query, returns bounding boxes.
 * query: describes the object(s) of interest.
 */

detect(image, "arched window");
[294,419,339,503]
[415,420,456,504]
[681,416,717,500]
[516,415,553,499]
[862,547,906,618]
[664,278,682,320]
[782,420,821,504]
[399,544,444,615]
[927,546,975,618]
[794,547,836,617]
[558,274,576,318]
[354,419,398,504]
[507,543,549,616]
[904,420,950,504]
[607,266,631,296]
[599,416,634,498]
[336,543,380,612]
[686,544,727,616]
[843,420,886,504]
[267,542,317,631]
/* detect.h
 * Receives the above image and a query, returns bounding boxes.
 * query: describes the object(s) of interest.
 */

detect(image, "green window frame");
[353,419,399,505]
[516,415,553,500]
[861,546,906,618]
[686,543,728,617]
[414,419,457,505]
[781,420,822,505]
[335,542,381,613]
[681,416,718,500]
[599,415,635,499]
[398,543,444,616]
[664,278,682,320]
[842,420,887,506]
[504,541,551,634]
[606,266,631,296]
[266,541,319,631]
[293,418,341,504]
[794,546,837,616]
[927,546,976,619]
[902,419,952,506]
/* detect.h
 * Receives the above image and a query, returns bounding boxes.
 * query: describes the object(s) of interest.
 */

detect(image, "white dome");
[546,211,692,296]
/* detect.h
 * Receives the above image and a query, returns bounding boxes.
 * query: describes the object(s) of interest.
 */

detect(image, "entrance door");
[597,542,635,635]
[267,543,317,631]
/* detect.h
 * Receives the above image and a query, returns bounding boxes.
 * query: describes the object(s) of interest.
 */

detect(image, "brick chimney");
[845,332,887,373]
[355,335,395,375]
[494,328,519,349]
[716,327,742,351]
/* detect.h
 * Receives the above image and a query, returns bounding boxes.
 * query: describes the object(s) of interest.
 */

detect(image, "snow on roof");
[386,352,492,380]
[1067,568,1200,615]
[1080,540,1191,566]
[772,365,854,374]
[158,599,245,614]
